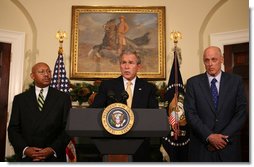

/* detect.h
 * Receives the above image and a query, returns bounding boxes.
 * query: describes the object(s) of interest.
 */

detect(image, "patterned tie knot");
[38,88,44,111]
[211,78,218,110]
[211,78,217,84]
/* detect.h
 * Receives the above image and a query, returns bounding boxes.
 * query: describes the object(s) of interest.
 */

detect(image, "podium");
[66,108,170,162]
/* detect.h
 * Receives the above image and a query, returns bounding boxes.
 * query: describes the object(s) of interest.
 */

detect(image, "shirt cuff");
[48,147,57,158]
[22,146,29,158]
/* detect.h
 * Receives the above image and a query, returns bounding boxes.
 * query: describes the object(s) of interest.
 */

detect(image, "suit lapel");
[27,87,40,112]
[115,77,125,92]
[43,87,56,112]
[32,87,56,131]
[217,72,228,113]
[114,77,126,103]
[26,87,48,132]
[132,77,143,108]
[199,73,216,113]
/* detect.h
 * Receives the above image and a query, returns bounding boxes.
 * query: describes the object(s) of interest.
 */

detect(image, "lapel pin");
[138,88,142,90]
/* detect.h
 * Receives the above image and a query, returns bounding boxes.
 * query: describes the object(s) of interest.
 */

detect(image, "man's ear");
[30,73,34,80]
[137,64,142,71]
[221,56,224,65]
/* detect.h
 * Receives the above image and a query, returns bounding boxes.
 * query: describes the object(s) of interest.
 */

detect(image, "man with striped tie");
[8,62,71,162]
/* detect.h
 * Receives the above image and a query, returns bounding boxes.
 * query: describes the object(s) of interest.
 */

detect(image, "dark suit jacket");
[91,76,158,109]
[184,72,246,162]
[8,87,71,162]
[91,76,159,161]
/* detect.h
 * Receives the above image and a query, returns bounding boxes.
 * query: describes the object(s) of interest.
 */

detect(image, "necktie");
[38,88,44,111]
[211,78,219,110]
[126,81,133,108]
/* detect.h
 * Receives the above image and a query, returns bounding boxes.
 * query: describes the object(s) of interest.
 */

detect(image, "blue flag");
[161,50,189,162]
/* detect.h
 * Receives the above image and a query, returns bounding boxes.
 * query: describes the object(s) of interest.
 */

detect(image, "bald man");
[184,46,247,162]
[8,62,71,162]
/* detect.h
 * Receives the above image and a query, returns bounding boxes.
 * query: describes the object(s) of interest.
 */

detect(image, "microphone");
[120,90,129,103]
[107,90,118,103]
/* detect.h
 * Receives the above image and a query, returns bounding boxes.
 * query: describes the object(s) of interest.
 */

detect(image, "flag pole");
[161,31,189,162]
[56,30,66,90]
[169,31,182,140]
[54,30,77,162]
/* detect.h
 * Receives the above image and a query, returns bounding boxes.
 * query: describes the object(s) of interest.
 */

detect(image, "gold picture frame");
[70,6,166,80]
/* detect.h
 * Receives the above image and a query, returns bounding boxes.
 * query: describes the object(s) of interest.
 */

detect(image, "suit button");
[215,119,219,122]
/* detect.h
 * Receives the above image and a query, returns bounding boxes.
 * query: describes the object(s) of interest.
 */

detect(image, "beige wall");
[0,0,249,157]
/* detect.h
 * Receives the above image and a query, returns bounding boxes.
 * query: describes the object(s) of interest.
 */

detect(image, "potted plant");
[69,80,101,106]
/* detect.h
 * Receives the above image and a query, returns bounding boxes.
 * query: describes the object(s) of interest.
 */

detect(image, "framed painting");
[70,6,166,80]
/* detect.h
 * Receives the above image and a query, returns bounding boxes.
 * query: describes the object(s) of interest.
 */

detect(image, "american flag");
[164,51,185,126]
[50,54,69,92]
[169,111,178,126]
[50,53,77,162]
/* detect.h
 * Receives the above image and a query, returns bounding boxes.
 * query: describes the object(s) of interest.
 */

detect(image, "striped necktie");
[126,81,133,108]
[38,88,44,111]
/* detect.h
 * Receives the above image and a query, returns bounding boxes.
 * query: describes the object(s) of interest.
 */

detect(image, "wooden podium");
[66,108,170,162]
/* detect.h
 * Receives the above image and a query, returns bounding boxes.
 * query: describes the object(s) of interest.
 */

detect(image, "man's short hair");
[119,49,141,64]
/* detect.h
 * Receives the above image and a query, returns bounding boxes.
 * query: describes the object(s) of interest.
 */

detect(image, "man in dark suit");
[91,49,159,161]
[184,46,246,162]
[8,62,71,162]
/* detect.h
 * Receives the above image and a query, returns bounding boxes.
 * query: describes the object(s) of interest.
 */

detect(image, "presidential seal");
[101,103,134,135]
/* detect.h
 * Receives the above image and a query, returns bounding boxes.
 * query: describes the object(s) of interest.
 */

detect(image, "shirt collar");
[35,86,49,92]
[123,77,136,86]
[207,71,222,84]
[35,86,49,98]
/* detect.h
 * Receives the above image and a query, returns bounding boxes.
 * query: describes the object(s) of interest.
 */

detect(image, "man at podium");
[91,49,159,161]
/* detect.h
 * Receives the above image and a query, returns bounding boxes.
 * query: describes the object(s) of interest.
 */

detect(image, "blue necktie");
[211,78,219,110]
